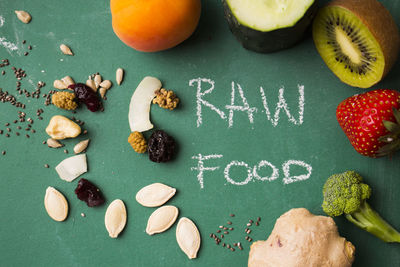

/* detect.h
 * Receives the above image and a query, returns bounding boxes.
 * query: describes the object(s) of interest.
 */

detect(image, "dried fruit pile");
[127,76,180,163]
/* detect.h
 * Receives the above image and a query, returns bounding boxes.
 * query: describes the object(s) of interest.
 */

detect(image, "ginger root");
[248,208,355,267]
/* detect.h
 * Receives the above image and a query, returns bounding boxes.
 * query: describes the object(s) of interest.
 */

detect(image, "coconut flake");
[55,154,87,182]
[128,76,161,132]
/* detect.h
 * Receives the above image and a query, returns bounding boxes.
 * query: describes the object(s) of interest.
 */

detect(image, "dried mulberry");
[52,91,78,110]
[153,88,179,110]
[69,83,101,112]
[128,131,147,153]
[75,178,105,207]
[148,130,175,163]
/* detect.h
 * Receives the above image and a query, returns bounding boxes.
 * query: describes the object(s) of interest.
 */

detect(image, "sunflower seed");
[15,10,31,24]
[60,44,73,55]
[99,80,112,90]
[61,76,75,87]
[176,217,201,259]
[47,138,64,148]
[99,87,107,99]
[105,199,127,238]
[44,187,68,222]
[94,74,102,89]
[73,139,90,154]
[53,79,67,89]
[86,79,96,92]
[146,205,179,235]
[116,68,124,85]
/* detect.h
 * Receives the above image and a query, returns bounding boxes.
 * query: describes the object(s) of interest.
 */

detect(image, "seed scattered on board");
[60,44,73,56]
[15,10,32,24]
[116,68,124,85]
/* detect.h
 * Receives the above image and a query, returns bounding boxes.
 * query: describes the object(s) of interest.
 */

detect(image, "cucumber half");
[223,0,317,53]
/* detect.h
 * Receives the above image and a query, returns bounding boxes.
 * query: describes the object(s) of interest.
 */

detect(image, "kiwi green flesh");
[313,6,385,88]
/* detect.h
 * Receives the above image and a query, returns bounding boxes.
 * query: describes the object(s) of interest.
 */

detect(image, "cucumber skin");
[223,1,318,53]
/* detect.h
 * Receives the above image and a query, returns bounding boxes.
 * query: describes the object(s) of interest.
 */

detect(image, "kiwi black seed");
[312,0,400,88]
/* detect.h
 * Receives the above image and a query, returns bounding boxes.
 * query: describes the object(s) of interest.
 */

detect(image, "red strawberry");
[336,89,400,157]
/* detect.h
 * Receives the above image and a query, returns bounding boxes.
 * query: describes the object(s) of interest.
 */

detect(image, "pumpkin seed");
[105,199,127,238]
[176,217,201,259]
[99,87,107,99]
[60,44,73,55]
[74,139,90,154]
[61,76,75,87]
[44,187,68,222]
[86,79,97,92]
[94,74,102,89]
[146,205,179,235]
[116,68,124,85]
[100,80,112,90]
[53,79,67,89]
[136,183,176,207]
[15,10,31,24]
[47,138,64,148]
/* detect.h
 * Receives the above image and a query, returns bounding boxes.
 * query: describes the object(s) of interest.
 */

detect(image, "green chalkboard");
[0,0,399,266]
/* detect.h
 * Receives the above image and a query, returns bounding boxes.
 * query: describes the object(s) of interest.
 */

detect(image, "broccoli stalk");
[322,171,400,243]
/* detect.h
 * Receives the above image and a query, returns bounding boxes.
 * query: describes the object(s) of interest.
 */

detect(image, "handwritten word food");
[148,130,175,163]
[313,0,400,88]
[248,208,355,267]
[15,10,31,24]
[55,154,87,182]
[46,115,81,140]
[336,89,400,157]
[176,217,201,259]
[191,153,312,189]
[116,68,124,85]
[136,183,176,207]
[73,139,90,154]
[75,178,105,207]
[322,171,400,243]
[105,199,127,238]
[129,76,161,132]
[69,83,102,112]
[222,0,317,53]
[128,131,147,153]
[153,89,180,110]
[189,78,304,128]
[146,205,179,235]
[59,44,73,56]
[110,0,201,52]
[44,187,69,222]
[51,91,77,110]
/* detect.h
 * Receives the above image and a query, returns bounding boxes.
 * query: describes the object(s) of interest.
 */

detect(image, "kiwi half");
[313,0,400,88]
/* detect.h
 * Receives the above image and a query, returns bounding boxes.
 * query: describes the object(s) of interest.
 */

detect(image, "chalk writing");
[189,78,227,127]
[260,85,304,127]
[226,82,257,127]
[0,16,18,52]
[191,153,312,188]
[191,154,223,189]
[189,78,305,128]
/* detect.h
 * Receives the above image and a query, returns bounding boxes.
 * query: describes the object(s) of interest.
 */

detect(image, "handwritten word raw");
[189,78,304,128]
[191,153,312,189]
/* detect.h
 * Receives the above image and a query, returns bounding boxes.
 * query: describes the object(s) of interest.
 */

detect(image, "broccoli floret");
[322,171,400,243]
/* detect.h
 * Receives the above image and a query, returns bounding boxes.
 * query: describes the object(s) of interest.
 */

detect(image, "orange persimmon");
[110,0,201,52]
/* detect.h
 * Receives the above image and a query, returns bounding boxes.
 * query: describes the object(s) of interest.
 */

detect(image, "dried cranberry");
[68,83,101,112]
[148,130,175,163]
[75,178,105,207]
